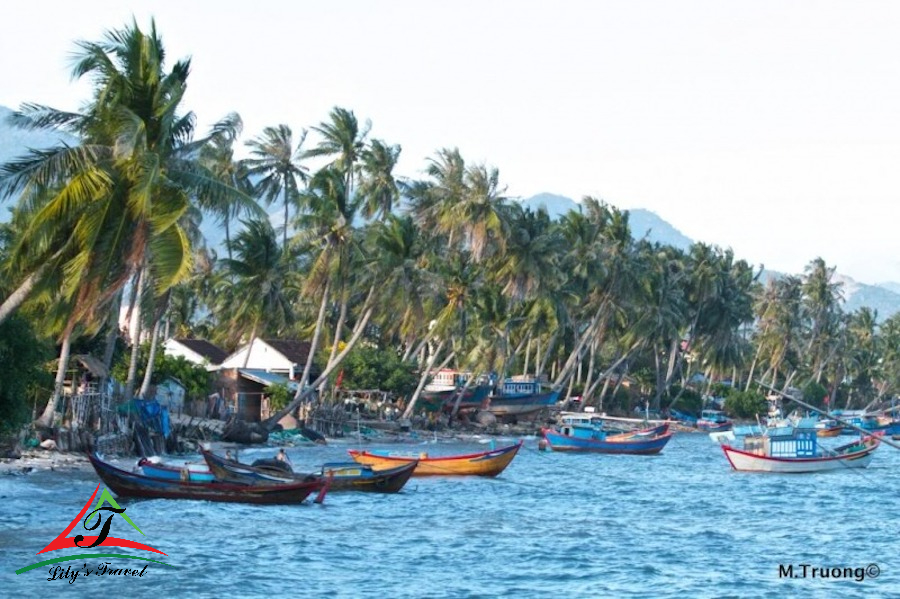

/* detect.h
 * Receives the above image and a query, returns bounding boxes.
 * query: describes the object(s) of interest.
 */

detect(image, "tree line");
[2,19,898,433]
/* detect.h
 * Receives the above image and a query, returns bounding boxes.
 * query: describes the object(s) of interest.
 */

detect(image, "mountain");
[520,192,900,320]
[521,192,694,251]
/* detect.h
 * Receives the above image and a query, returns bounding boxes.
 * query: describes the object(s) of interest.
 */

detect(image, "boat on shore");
[348,441,523,477]
[87,453,326,504]
[717,417,881,473]
[201,448,417,493]
[541,414,673,454]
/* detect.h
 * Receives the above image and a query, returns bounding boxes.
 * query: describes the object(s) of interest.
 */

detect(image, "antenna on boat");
[756,381,900,452]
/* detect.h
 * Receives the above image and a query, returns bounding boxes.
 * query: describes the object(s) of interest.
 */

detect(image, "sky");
[2,1,900,285]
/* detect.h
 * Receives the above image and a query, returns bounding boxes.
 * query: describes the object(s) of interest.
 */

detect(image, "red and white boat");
[719,418,881,473]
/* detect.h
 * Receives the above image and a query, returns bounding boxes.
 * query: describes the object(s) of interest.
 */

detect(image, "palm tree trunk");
[100,290,123,393]
[138,315,164,399]
[268,304,374,429]
[523,335,531,377]
[0,266,44,325]
[242,321,259,369]
[123,265,147,402]
[402,342,451,420]
[37,331,72,427]
[298,280,331,391]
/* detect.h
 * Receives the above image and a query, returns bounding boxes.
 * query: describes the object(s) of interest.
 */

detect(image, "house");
[218,338,316,380]
[214,339,319,422]
[163,338,228,372]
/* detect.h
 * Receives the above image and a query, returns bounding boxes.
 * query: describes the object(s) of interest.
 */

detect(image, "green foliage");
[0,315,54,432]
[111,343,210,400]
[266,382,291,411]
[802,381,829,409]
[723,390,767,419]
[335,345,418,396]
[668,386,703,415]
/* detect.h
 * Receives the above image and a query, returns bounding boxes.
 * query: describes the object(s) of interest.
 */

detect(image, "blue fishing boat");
[541,414,672,454]
[697,410,733,433]
[486,378,560,417]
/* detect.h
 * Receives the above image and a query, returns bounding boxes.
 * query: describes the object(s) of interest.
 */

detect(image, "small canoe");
[87,453,324,505]
[201,449,417,493]
[348,441,523,477]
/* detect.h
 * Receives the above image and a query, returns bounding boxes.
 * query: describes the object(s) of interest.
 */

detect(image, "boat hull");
[486,390,560,416]
[541,428,672,454]
[200,449,416,493]
[348,441,523,477]
[88,453,323,504]
[721,438,879,473]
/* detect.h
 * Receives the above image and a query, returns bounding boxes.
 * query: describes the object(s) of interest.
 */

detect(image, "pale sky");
[2,1,900,284]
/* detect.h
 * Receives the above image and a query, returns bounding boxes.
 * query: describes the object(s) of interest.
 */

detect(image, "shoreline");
[0,448,91,476]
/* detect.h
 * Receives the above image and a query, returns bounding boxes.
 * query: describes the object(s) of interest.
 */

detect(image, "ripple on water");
[3,434,900,598]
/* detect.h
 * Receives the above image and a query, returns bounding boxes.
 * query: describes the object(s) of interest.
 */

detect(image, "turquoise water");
[2,433,898,598]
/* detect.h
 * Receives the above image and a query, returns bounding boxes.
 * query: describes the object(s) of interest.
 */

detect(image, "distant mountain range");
[2,104,899,319]
[520,192,900,319]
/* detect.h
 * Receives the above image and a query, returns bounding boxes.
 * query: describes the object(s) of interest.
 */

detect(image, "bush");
[0,315,54,432]
[723,390,767,419]
[335,345,418,396]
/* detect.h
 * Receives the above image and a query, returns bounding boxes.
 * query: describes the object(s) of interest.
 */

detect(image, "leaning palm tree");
[244,124,309,249]
[0,19,250,407]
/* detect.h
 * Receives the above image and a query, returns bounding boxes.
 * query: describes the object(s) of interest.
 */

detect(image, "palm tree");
[244,124,309,249]
[0,20,249,408]
[306,106,370,192]
[198,113,264,263]
[215,218,297,354]
[358,139,402,221]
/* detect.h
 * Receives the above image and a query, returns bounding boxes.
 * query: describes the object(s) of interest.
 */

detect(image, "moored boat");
[696,410,733,433]
[201,448,417,493]
[718,418,881,473]
[541,414,673,454]
[87,453,325,504]
[348,441,523,477]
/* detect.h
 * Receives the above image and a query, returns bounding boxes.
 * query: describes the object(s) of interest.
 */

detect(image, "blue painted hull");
[139,460,217,483]
[541,428,673,454]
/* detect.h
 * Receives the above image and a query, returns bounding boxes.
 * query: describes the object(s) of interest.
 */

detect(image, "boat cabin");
[558,414,606,440]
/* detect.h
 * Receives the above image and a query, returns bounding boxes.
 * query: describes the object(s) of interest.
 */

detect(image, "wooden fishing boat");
[718,419,881,473]
[696,410,733,433]
[138,456,216,482]
[88,453,325,504]
[814,418,843,437]
[348,441,523,477]
[201,448,417,493]
[485,390,560,417]
[541,414,672,454]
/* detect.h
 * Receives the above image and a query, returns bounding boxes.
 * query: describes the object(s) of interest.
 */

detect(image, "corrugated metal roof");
[238,369,300,391]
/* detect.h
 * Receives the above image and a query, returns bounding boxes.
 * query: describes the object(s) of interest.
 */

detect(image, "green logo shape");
[86,488,143,535]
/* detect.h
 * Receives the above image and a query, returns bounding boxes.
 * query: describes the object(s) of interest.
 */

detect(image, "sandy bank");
[0,449,90,476]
